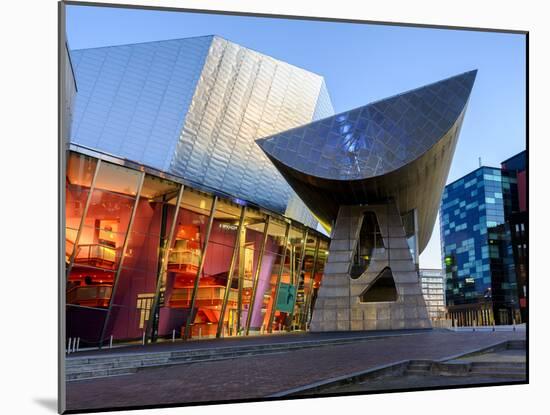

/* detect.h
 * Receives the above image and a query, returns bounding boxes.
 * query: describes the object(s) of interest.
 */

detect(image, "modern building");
[65,36,333,347]
[64,34,477,346]
[440,151,527,326]
[501,151,527,322]
[69,35,334,229]
[258,70,477,331]
[419,269,446,320]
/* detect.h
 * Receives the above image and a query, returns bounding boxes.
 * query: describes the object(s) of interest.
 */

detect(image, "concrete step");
[407,363,431,368]
[470,362,525,368]
[405,360,432,375]
[67,367,137,381]
[406,369,431,375]
[66,357,172,373]
[468,371,526,379]
[470,365,526,374]
[66,352,171,367]
[506,340,526,350]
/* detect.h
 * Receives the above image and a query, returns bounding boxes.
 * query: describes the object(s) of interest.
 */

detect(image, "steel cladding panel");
[169,36,331,214]
[312,80,334,121]
[259,71,476,181]
[69,36,213,171]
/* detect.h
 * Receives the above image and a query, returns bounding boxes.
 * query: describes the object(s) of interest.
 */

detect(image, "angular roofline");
[501,149,526,166]
[70,34,327,79]
[71,34,215,52]
[65,41,78,92]
[444,164,501,189]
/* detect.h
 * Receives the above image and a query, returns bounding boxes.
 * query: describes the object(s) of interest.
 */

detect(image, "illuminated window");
[136,294,154,329]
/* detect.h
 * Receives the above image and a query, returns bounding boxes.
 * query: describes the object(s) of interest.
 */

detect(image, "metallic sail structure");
[257,70,477,252]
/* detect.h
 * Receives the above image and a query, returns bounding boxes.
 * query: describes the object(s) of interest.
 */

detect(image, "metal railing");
[170,286,238,307]
[67,285,113,307]
[167,249,200,270]
[74,243,117,267]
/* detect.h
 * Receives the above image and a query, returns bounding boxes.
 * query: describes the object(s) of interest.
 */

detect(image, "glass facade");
[440,166,520,326]
[65,149,329,347]
[419,269,446,320]
[69,36,334,227]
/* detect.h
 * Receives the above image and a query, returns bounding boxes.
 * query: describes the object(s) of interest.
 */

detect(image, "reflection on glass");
[66,159,141,346]
[65,153,98,259]
[309,239,329,324]
[105,174,180,343]
[296,235,319,329]
[258,219,288,332]
[351,211,385,278]
[269,225,305,331]
[65,151,331,346]
[239,210,269,334]
[155,189,214,340]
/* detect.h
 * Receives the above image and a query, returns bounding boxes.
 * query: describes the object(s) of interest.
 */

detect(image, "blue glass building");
[440,166,520,326]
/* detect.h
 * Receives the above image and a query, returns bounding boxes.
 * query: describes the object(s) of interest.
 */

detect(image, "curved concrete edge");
[267,339,517,397]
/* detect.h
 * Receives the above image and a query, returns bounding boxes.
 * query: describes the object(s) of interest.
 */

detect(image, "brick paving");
[66,330,525,411]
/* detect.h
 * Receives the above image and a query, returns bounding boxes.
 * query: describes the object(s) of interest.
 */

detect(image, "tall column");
[245,216,271,335]
[145,184,185,343]
[287,228,308,330]
[99,171,145,347]
[216,206,246,338]
[301,237,320,327]
[184,196,219,340]
[267,222,291,333]
[65,159,102,279]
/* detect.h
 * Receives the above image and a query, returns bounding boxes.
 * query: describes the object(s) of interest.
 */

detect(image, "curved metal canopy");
[257,70,477,253]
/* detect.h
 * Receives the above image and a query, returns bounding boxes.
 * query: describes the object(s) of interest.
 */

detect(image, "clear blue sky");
[66,5,526,269]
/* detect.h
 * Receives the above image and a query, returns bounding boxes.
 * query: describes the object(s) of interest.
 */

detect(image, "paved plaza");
[66,329,526,412]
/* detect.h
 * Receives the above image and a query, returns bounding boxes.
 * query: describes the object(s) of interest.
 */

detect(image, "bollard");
[278,323,281,332]
[142,331,146,345]
[67,337,72,354]
[199,327,202,339]
[172,329,176,342]
[261,324,264,334]
[109,335,113,349]
[76,337,80,352]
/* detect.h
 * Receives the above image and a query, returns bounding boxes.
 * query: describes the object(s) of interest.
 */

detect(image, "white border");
[2,1,545,414]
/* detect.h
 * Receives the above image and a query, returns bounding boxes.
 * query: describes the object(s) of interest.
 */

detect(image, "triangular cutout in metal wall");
[360,266,398,302]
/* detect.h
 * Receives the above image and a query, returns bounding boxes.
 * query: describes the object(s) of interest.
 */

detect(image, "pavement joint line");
[267,339,519,397]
